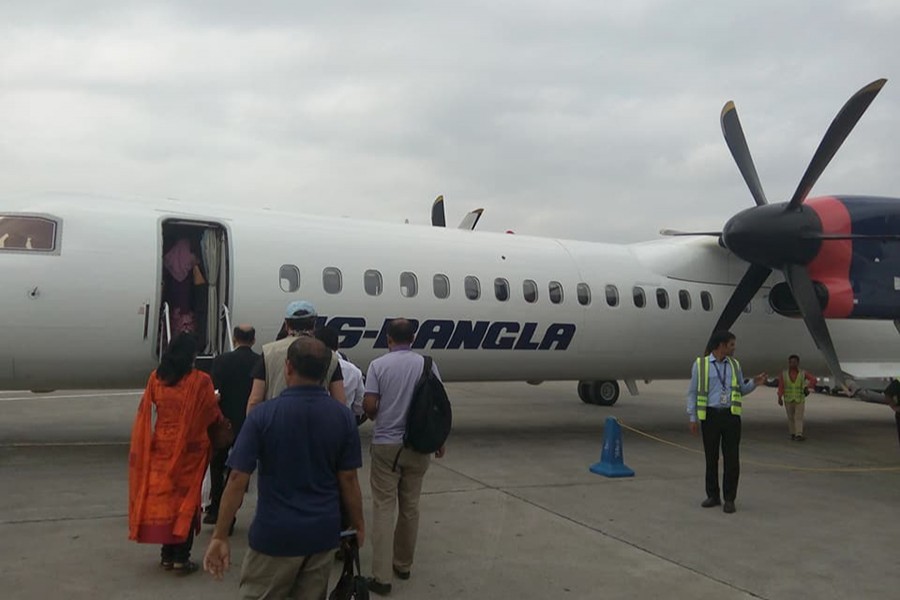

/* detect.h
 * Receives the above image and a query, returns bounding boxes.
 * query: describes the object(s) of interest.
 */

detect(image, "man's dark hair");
[287,337,331,381]
[314,326,340,351]
[387,319,416,344]
[234,326,256,345]
[708,330,736,353]
[789,354,800,362]
[157,332,198,386]
[286,316,317,333]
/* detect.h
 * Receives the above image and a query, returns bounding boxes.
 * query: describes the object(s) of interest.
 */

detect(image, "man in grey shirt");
[363,319,445,596]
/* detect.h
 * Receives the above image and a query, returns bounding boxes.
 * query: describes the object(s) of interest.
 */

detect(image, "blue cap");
[285,300,317,319]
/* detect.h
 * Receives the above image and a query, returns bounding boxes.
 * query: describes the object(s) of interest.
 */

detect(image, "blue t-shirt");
[227,385,362,557]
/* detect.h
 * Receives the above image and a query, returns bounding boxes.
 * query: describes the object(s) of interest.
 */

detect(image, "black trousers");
[208,446,231,516]
[161,525,195,564]
[895,412,900,448]
[701,409,742,502]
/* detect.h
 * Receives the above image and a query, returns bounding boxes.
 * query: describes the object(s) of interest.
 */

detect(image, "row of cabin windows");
[614,286,714,312]
[279,265,718,311]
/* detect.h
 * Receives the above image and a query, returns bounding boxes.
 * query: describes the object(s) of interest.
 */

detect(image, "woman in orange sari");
[128,333,223,574]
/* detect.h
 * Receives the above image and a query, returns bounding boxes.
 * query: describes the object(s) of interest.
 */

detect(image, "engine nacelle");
[768,281,829,317]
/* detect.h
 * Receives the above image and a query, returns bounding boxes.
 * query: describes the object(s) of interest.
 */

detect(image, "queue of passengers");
[128,300,446,598]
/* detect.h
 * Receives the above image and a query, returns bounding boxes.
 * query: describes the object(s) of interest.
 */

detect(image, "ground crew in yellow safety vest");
[777,354,817,442]
[687,330,766,514]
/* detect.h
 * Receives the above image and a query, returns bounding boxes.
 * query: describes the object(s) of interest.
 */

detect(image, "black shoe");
[723,501,736,514]
[700,497,721,508]
[393,566,410,580]
[790,434,797,441]
[367,578,392,595]
[202,512,218,525]
[795,435,805,442]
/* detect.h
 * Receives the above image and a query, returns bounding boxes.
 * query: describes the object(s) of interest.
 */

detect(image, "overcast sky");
[2,1,899,242]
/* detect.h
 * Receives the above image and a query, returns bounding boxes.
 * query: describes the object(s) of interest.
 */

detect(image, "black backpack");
[403,356,452,454]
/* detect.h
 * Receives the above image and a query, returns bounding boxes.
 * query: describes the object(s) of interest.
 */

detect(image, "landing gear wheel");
[591,380,619,406]
[577,381,593,404]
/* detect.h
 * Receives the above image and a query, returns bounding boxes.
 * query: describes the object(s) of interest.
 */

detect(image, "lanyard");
[713,359,729,391]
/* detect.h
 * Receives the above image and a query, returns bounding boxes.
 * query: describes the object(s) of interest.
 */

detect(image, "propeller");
[708,79,887,389]
[431,195,446,227]
[458,208,484,231]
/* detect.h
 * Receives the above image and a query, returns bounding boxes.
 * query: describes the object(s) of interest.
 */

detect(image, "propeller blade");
[707,263,772,350]
[458,208,484,230]
[721,101,769,207]
[431,195,446,227]
[787,79,887,210]
[783,263,847,388]
[803,233,900,241]
[659,229,722,237]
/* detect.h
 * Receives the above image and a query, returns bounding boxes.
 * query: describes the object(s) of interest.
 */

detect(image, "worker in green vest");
[687,330,766,514]
[777,354,817,441]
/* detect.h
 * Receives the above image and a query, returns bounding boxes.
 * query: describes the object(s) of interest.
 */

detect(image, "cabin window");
[523,279,538,303]
[701,291,713,311]
[279,265,301,293]
[433,274,450,299]
[656,288,669,309]
[400,272,418,298]
[0,215,59,253]
[323,267,342,294]
[605,284,619,307]
[577,283,591,306]
[633,286,646,308]
[364,269,383,296]
[679,289,692,310]
[549,281,564,304]
[465,276,481,300]
[495,278,510,302]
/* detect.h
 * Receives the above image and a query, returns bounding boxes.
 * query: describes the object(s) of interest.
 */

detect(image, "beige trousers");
[370,443,431,585]
[785,401,806,436]
[239,547,334,600]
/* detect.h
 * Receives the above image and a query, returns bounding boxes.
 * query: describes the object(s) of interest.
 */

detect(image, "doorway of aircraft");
[159,220,232,362]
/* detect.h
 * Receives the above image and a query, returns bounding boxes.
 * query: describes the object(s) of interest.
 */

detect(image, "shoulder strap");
[422,355,432,379]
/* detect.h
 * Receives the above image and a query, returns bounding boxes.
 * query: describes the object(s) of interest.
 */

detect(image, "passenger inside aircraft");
[158,222,230,359]
[162,233,207,340]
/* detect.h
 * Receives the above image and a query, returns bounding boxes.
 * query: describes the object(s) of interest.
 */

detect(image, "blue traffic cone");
[590,416,635,477]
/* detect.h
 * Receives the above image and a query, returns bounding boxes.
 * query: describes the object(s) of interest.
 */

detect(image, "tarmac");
[1,380,898,599]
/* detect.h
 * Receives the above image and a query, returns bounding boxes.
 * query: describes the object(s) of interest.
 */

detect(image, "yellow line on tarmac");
[617,419,900,473]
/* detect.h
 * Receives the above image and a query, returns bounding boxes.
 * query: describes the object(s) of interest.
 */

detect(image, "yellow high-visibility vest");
[782,369,807,403]
[695,356,742,420]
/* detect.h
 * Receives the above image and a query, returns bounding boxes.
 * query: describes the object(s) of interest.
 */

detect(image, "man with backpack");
[362,319,450,596]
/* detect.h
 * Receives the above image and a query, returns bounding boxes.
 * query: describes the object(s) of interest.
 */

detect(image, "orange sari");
[128,369,222,543]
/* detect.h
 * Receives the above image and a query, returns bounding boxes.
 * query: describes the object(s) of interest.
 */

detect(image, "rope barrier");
[616,419,900,473]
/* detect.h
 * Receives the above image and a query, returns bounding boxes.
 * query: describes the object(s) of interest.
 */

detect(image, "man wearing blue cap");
[246,300,346,413]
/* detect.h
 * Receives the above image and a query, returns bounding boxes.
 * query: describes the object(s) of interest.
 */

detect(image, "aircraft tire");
[591,380,620,406]
[577,381,593,404]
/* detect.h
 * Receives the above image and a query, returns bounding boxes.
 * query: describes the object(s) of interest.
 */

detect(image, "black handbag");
[329,534,368,600]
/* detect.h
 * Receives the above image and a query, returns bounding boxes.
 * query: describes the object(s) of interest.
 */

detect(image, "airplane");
[2,79,900,406]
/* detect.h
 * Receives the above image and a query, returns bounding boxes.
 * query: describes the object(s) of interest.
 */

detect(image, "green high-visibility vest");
[695,356,743,420]
[782,369,807,403]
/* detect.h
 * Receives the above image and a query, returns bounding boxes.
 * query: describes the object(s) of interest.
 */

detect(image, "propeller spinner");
[711,79,887,389]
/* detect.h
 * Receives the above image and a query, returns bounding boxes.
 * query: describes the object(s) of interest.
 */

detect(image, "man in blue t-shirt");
[203,336,364,599]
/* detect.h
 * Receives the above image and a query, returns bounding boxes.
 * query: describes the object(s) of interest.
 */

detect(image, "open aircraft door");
[157,218,233,365]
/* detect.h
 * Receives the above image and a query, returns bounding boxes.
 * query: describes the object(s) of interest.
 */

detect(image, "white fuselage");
[1,194,898,391]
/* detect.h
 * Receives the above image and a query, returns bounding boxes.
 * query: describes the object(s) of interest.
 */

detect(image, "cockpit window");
[0,215,59,253]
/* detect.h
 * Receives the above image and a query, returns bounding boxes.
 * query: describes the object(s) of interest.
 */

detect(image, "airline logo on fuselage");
[318,317,576,351]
